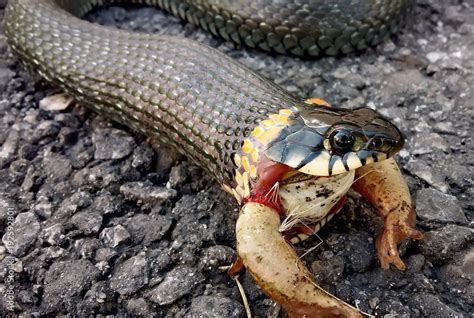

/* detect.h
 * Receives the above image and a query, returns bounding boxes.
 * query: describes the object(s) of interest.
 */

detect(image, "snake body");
[5,0,406,189]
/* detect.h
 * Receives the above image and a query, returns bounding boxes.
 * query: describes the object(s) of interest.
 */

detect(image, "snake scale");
[4,1,419,317]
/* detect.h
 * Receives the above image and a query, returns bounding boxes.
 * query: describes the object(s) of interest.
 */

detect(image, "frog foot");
[376,202,423,271]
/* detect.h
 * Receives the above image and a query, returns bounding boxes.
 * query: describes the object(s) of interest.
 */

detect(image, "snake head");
[265,106,404,176]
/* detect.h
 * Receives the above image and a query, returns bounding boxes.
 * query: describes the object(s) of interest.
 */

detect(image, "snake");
[4,0,414,317]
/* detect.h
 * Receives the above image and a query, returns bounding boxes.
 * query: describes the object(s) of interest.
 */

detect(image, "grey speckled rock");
[120,181,177,206]
[43,224,65,246]
[42,260,100,314]
[39,94,74,112]
[408,293,461,317]
[0,67,15,92]
[131,142,153,170]
[405,159,449,193]
[0,195,18,224]
[81,281,114,315]
[187,296,244,318]
[126,298,155,317]
[92,128,136,160]
[2,212,40,257]
[437,247,474,308]
[199,245,236,270]
[325,231,375,273]
[70,210,103,235]
[0,129,19,167]
[146,266,205,305]
[418,225,473,265]
[168,164,187,188]
[33,120,61,142]
[100,224,131,248]
[110,252,149,296]
[125,213,172,246]
[312,255,345,284]
[42,153,73,182]
[416,188,468,224]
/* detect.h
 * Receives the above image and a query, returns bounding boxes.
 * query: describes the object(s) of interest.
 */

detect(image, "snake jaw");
[264,106,404,177]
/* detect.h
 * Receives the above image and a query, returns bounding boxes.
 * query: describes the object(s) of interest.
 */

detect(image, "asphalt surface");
[0,0,472,317]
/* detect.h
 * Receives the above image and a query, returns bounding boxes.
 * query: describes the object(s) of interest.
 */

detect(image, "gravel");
[146,266,205,306]
[2,212,40,257]
[416,187,468,224]
[417,225,473,265]
[0,0,472,317]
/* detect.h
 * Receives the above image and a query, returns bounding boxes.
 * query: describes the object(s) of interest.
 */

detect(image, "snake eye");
[329,129,355,154]
[372,137,383,148]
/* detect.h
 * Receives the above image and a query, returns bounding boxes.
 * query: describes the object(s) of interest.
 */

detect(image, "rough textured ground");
[0,0,472,317]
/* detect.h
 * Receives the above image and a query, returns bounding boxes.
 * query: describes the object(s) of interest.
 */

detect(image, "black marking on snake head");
[342,154,350,171]
[328,155,340,176]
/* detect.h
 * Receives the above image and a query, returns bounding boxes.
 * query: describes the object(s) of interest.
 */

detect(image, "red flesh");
[243,156,294,213]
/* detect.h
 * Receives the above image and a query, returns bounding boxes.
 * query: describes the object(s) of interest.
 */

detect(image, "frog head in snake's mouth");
[229,104,404,206]
[264,106,404,177]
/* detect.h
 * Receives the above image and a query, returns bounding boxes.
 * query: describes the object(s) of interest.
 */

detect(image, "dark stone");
[437,247,474,306]
[90,192,122,215]
[405,160,449,193]
[110,252,149,296]
[126,298,154,316]
[374,297,411,317]
[148,247,174,272]
[325,231,375,272]
[416,188,468,224]
[70,139,94,169]
[74,238,100,260]
[52,191,93,222]
[54,113,81,128]
[99,225,131,248]
[120,181,177,206]
[125,213,173,246]
[0,129,19,167]
[18,144,40,161]
[312,255,346,284]
[72,161,121,189]
[94,247,118,263]
[168,164,187,188]
[131,142,154,170]
[199,245,236,271]
[81,282,115,315]
[418,225,473,265]
[146,266,204,305]
[187,296,244,317]
[410,132,449,155]
[92,128,136,160]
[0,67,15,92]
[408,293,461,317]
[33,120,61,141]
[42,260,100,314]
[70,210,103,235]
[42,153,73,182]
[2,212,40,257]
[43,223,65,246]
[0,195,18,227]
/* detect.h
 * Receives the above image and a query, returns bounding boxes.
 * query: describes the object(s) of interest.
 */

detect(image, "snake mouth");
[264,107,404,177]
[295,150,388,176]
